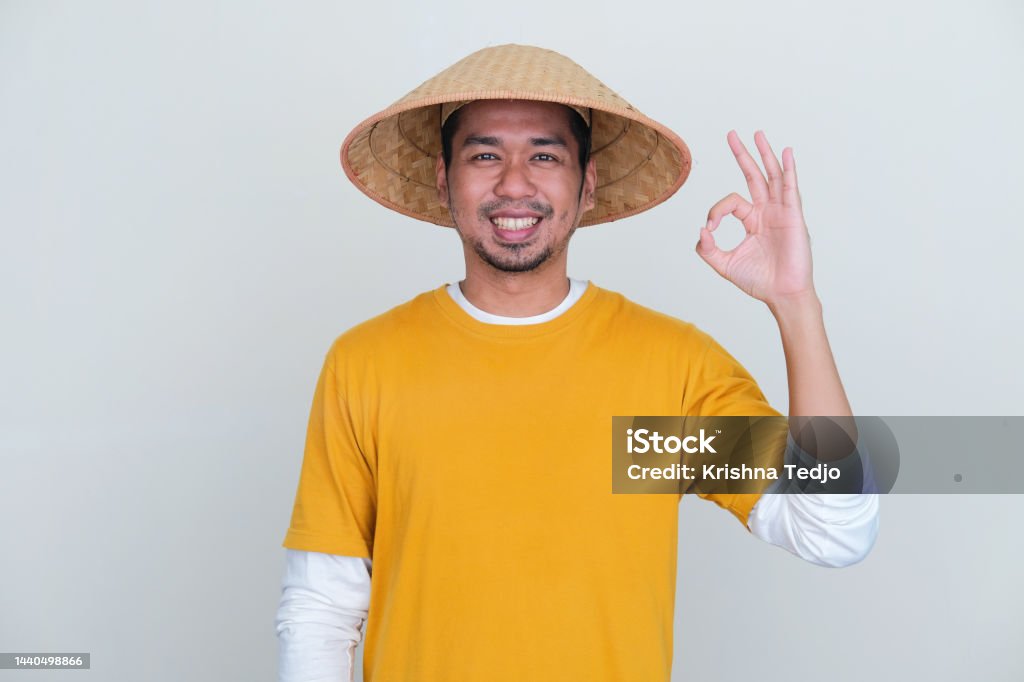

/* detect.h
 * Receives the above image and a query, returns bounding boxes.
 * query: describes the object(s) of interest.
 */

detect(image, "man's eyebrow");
[460,134,569,148]
[529,135,568,148]
[462,135,501,147]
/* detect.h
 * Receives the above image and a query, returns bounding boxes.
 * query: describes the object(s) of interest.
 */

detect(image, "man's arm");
[276,549,371,682]
[697,131,878,564]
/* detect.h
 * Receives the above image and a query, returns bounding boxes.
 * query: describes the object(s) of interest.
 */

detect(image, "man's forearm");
[769,292,851,408]
[769,290,858,449]
[276,550,371,682]
[758,292,879,566]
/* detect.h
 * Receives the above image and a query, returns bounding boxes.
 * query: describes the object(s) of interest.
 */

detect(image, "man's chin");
[477,245,551,274]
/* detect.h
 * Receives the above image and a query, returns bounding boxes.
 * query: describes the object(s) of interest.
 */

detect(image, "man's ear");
[436,153,450,209]
[582,157,597,213]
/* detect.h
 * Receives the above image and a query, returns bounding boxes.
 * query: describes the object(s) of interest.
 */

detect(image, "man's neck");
[457,270,571,318]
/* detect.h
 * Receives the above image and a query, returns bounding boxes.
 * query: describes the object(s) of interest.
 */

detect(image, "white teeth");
[491,216,540,230]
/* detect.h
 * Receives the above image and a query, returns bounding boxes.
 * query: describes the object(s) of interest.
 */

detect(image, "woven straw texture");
[341,44,691,227]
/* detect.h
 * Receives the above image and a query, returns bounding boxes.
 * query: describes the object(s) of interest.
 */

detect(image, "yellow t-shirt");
[283,281,783,681]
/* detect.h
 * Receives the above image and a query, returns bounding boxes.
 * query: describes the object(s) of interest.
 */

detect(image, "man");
[275,44,878,681]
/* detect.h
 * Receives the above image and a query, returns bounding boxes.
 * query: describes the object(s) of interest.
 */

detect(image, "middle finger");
[753,130,784,201]
[727,130,769,205]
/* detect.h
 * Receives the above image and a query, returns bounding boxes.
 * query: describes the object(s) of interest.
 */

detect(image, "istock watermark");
[611,416,1024,495]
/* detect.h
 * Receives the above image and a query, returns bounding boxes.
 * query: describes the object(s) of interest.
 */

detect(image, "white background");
[1,0,1022,680]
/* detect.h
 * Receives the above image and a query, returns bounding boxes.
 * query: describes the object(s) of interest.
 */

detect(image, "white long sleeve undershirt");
[275,278,880,681]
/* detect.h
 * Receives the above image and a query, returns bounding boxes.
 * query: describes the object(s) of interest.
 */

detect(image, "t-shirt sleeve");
[681,329,787,531]
[282,344,377,559]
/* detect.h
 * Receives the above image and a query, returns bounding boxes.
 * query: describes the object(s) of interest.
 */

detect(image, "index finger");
[727,130,769,205]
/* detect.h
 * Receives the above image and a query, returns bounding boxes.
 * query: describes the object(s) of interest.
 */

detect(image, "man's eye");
[534,154,557,161]
[473,153,499,160]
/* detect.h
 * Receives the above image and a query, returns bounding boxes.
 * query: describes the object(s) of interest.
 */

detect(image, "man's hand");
[696,130,814,307]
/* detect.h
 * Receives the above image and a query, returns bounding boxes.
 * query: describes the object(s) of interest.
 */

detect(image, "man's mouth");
[490,216,540,230]
[489,215,541,242]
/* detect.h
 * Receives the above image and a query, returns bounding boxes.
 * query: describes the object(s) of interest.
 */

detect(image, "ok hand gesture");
[697,131,815,307]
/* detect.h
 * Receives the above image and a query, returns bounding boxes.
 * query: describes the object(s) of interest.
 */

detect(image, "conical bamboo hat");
[341,44,692,227]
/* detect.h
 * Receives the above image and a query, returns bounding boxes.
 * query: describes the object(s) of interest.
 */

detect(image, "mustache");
[476,200,555,221]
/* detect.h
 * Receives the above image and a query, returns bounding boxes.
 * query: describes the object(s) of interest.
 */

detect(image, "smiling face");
[436,100,597,275]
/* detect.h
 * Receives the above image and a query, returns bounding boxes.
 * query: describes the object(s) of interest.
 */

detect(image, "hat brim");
[341,44,692,227]
[342,93,690,228]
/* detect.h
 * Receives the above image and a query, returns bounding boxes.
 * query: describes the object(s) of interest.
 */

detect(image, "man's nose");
[494,159,536,199]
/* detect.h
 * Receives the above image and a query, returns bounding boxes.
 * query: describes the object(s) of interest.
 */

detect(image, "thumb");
[695,226,730,277]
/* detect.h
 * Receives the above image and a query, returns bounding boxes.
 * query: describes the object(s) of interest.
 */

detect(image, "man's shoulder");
[597,284,711,347]
[325,285,440,359]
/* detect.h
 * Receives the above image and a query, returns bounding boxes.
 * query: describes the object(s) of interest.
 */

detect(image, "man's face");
[436,100,597,274]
